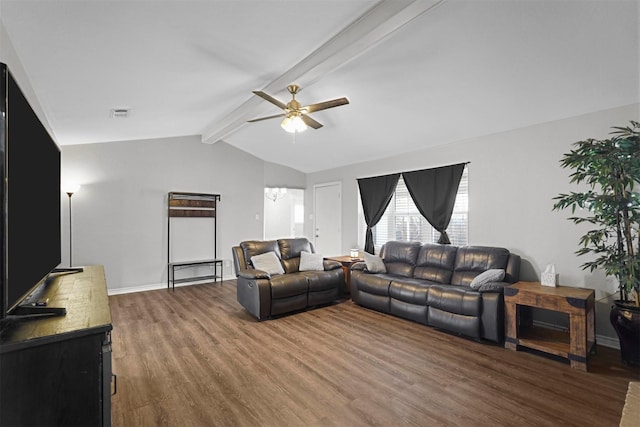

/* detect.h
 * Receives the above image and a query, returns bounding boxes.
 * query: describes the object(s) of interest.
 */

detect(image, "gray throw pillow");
[299,251,324,271]
[251,251,285,276]
[364,252,386,273]
[470,269,505,289]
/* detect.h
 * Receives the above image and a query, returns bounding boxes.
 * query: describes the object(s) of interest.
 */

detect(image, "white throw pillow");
[299,251,324,271]
[364,252,386,273]
[470,269,505,289]
[250,251,285,276]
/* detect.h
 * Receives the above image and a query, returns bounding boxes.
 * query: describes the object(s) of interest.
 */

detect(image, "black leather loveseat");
[350,241,520,343]
[232,238,344,320]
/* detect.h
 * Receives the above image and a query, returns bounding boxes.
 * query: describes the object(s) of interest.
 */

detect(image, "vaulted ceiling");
[1,0,638,173]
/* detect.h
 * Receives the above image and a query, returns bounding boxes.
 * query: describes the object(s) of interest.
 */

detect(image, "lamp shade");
[62,182,80,195]
[281,115,307,133]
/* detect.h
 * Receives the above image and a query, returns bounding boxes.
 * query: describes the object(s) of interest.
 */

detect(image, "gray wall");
[61,136,302,293]
[304,103,639,345]
[3,16,309,294]
[1,20,53,137]
[4,15,637,343]
[305,103,639,294]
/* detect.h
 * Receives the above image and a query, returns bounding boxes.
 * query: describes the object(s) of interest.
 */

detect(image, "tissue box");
[541,272,558,287]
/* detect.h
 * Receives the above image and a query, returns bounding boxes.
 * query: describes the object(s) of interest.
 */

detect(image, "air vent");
[110,108,130,118]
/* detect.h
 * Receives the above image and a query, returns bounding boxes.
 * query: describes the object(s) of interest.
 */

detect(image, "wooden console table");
[0,265,113,426]
[504,281,595,371]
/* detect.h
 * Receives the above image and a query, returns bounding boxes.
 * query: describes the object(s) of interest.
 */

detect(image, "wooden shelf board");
[518,326,570,358]
[173,275,221,284]
[169,259,223,268]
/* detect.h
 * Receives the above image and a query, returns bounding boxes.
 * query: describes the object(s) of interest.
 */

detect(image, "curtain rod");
[356,161,470,181]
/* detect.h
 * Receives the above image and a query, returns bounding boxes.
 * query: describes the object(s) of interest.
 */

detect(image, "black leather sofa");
[232,238,344,320]
[350,241,520,343]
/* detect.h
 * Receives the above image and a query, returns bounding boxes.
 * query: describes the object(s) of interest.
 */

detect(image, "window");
[358,167,468,251]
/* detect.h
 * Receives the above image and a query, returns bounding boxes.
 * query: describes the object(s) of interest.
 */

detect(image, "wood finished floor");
[110,280,640,427]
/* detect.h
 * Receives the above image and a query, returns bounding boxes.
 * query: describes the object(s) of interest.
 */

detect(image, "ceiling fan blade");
[253,91,287,110]
[304,97,349,114]
[301,114,323,129]
[247,113,285,123]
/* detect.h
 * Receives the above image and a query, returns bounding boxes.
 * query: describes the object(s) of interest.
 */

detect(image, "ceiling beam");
[200,0,446,144]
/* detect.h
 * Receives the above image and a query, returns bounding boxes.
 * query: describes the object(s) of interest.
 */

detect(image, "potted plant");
[552,120,640,366]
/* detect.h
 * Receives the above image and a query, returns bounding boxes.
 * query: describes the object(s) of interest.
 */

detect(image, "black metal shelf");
[167,192,221,291]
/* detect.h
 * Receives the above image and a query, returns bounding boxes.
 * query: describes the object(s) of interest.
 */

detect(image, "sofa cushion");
[451,246,510,287]
[358,292,391,314]
[413,243,458,284]
[389,279,430,305]
[428,308,481,338]
[427,285,481,317]
[278,238,314,273]
[381,241,421,277]
[470,269,505,289]
[364,252,386,273]
[299,251,324,271]
[269,273,309,299]
[271,294,308,316]
[353,273,392,296]
[390,298,428,324]
[278,238,313,260]
[302,269,343,292]
[250,251,285,276]
[241,240,281,269]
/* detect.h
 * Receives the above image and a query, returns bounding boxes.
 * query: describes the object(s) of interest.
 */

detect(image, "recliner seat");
[350,241,520,343]
[232,237,344,320]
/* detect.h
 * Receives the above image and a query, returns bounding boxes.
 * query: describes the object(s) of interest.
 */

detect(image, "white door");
[314,182,342,257]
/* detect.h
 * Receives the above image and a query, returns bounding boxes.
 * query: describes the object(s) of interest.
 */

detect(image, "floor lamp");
[63,183,81,271]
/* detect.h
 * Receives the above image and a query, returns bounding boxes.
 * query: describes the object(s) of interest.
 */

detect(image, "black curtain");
[357,173,400,254]
[402,163,466,244]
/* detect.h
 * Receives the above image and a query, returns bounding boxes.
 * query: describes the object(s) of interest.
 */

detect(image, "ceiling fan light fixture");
[250,84,348,133]
[281,115,307,133]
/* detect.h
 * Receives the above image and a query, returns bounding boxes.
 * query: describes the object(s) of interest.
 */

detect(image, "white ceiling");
[1,0,638,173]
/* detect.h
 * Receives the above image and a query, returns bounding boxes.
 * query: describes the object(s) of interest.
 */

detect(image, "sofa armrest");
[477,281,510,293]
[351,261,366,272]
[323,260,342,271]
[238,268,271,280]
[237,276,272,320]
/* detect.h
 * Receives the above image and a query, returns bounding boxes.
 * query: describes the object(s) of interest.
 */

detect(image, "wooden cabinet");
[0,265,113,426]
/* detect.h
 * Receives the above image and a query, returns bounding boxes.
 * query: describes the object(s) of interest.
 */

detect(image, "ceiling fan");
[248,84,349,133]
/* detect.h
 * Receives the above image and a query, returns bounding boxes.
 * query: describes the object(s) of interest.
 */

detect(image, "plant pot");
[610,300,640,366]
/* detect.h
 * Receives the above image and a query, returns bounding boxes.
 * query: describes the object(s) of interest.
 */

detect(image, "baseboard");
[594,334,620,350]
[532,319,620,350]
[107,277,230,296]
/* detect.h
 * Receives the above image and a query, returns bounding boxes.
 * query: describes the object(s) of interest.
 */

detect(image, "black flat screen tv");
[0,62,62,321]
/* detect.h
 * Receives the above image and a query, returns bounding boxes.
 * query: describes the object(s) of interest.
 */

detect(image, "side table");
[504,281,595,371]
[324,255,364,296]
